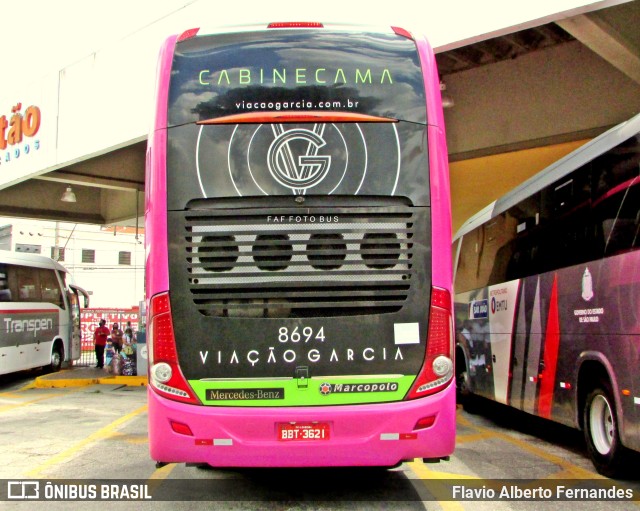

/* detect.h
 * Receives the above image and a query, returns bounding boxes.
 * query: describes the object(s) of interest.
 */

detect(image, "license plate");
[277,422,330,441]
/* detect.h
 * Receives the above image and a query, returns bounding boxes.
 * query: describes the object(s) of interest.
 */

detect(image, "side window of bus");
[455,227,483,293]
[0,264,11,301]
[15,265,39,301]
[501,195,541,281]
[39,269,64,308]
[591,134,640,257]
[540,164,592,271]
[483,213,518,287]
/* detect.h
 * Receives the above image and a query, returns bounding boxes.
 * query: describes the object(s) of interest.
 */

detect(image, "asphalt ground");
[0,367,639,510]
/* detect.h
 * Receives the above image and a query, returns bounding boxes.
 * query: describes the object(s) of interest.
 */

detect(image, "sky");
[4,0,623,95]
[4,0,196,91]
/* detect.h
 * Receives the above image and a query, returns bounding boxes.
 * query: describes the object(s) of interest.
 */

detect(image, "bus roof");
[182,22,406,39]
[452,201,495,241]
[453,111,640,241]
[0,250,69,273]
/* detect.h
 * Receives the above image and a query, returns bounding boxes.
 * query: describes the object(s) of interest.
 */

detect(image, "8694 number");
[278,326,325,343]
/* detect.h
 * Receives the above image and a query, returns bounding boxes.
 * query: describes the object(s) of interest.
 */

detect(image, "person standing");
[111,323,124,354]
[93,319,110,368]
[124,321,135,340]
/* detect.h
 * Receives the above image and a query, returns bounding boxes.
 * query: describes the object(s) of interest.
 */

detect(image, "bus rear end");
[146,22,454,467]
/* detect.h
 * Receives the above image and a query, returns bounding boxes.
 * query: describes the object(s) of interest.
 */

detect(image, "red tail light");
[148,292,200,404]
[405,287,454,400]
[391,26,414,40]
[177,28,199,42]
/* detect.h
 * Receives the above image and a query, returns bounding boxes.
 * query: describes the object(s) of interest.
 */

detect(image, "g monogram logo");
[268,125,332,194]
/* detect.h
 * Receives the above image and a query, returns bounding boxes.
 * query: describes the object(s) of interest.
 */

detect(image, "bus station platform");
[31,366,147,388]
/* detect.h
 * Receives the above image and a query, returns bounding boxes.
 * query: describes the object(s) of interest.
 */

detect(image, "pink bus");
[145,22,454,468]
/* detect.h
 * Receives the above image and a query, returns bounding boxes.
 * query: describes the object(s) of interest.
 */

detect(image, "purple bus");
[453,113,640,477]
[145,22,454,468]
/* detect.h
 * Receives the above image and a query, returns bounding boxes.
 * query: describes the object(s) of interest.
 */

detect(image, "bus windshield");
[168,30,426,125]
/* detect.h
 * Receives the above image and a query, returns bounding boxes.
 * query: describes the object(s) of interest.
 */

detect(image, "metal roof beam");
[556,12,640,85]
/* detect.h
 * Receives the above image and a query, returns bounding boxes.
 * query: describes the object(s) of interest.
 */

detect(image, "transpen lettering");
[3,317,54,337]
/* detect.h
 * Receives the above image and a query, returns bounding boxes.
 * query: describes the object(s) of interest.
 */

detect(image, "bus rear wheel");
[583,382,628,478]
[454,346,478,413]
[48,345,63,373]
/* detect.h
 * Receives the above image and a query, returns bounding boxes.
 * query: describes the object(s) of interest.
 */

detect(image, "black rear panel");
[165,28,433,383]
[167,197,432,380]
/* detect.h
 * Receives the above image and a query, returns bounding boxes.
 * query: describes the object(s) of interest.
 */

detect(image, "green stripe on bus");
[189,376,415,406]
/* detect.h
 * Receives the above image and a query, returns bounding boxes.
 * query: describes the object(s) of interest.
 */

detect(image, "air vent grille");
[182,205,419,317]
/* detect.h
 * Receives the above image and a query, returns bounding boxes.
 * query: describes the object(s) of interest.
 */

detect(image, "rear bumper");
[148,382,455,467]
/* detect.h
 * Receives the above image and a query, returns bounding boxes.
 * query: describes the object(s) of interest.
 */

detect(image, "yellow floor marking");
[406,460,468,510]
[0,394,59,412]
[106,431,149,445]
[0,387,86,413]
[146,462,178,495]
[404,408,640,509]
[455,411,640,506]
[149,463,177,480]
[25,404,148,478]
[455,432,496,444]
[0,391,27,399]
[456,413,602,478]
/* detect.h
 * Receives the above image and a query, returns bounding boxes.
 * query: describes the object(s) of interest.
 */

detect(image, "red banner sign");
[81,308,140,351]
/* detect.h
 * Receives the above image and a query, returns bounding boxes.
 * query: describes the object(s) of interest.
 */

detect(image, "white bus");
[0,251,89,376]
[453,112,640,477]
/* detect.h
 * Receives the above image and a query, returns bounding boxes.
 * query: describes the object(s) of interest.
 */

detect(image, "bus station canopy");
[0,0,638,232]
